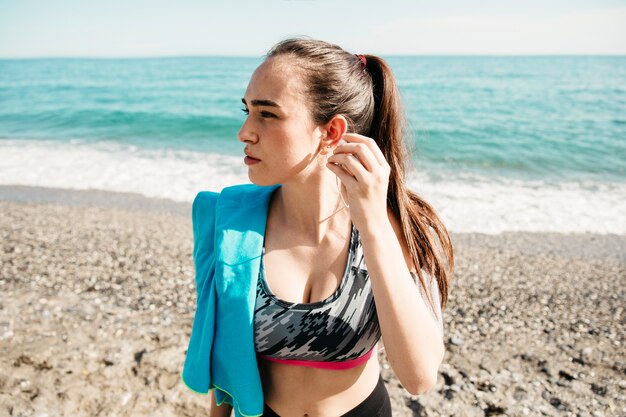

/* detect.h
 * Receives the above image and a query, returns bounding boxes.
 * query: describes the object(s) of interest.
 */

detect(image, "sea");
[0,56,624,234]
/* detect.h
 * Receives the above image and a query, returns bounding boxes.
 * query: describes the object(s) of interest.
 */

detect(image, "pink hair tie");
[355,54,367,69]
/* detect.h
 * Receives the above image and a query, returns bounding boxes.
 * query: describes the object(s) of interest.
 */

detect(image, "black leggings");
[262,373,392,416]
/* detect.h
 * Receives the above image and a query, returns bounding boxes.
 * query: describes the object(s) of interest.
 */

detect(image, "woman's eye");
[241,108,275,119]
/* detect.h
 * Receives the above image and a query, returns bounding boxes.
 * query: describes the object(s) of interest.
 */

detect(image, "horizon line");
[1,53,625,60]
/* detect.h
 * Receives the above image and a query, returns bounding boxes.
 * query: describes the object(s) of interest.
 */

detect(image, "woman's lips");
[244,155,261,165]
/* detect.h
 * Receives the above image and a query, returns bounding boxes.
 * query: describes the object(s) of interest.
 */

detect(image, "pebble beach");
[1,187,624,417]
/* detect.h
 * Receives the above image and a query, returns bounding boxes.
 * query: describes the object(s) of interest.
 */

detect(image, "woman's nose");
[237,118,258,143]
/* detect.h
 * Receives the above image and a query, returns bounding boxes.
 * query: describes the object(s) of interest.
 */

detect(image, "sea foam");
[1,139,624,235]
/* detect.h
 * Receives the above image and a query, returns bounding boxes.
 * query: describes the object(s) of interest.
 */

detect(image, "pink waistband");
[258,343,378,370]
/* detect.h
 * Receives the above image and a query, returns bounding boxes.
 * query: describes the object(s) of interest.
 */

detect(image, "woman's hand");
[326,133,391,233]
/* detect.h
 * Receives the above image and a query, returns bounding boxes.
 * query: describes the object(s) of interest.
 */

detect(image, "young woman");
[183,37,454,417]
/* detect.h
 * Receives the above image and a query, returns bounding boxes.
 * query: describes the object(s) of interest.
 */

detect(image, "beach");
[1,187,623,417]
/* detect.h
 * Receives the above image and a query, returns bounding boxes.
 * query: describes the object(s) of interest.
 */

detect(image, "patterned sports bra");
[253,223,444,370]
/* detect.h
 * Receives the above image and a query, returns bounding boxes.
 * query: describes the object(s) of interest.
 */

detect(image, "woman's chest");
[261,222,356,305]
[260,244,351,305]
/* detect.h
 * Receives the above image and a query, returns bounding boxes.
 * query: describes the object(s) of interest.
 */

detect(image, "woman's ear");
[321,115,348,152]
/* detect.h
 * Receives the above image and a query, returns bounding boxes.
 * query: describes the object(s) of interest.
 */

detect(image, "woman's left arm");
[359,211,445,395]
[327,133,445,396]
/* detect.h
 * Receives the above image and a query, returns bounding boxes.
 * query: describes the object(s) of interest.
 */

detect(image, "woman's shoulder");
[219,183,281,202]
[192,184,274,208]
[192,191,220,218]
[192,184,280,227]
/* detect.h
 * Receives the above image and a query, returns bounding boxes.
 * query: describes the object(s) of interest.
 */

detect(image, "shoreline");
[0,184,191,217]
[1,185,624,416]
[1,184,624,263]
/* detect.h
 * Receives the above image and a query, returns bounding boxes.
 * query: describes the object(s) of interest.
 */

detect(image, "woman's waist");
[258,352,380,415]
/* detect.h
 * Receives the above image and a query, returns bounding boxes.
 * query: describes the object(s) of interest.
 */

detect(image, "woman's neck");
[270,172,350,245]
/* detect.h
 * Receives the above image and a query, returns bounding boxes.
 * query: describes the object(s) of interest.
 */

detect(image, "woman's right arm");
[209,390,233,417]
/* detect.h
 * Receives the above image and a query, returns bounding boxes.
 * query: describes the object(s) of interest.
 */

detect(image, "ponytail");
[365,55,453,315]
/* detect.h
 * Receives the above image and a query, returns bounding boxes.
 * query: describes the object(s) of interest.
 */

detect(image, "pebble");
[120,392,132,406]
[20,379,31,390]
[581,347,593,363]
[450,336,464,346]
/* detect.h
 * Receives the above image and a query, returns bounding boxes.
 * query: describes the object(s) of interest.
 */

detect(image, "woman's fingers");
[332,142,377,172]
[328,153,369,184]
[341,133,388,167]
[327,161,358,188]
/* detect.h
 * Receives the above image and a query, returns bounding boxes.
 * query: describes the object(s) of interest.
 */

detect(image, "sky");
[0,0,625,58]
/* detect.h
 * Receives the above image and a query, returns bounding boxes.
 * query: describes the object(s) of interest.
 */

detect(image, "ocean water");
[0,56,624,234]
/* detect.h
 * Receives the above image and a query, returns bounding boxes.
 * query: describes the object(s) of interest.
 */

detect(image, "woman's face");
[238,57,325,186]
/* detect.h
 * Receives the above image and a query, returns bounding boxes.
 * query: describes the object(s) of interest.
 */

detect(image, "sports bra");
[253,223,444,370]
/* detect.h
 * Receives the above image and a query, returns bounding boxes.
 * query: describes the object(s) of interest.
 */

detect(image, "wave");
[1,138,624,235]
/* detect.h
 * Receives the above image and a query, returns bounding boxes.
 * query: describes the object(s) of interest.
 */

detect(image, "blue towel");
[182,183,281,417]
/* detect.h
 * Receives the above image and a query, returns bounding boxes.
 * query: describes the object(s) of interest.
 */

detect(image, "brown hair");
[266,37,454,317]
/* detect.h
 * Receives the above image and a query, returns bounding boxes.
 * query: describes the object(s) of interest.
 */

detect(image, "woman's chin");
[247,173,276,187]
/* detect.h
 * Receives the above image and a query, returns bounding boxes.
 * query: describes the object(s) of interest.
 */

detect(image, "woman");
[182,37,454,417]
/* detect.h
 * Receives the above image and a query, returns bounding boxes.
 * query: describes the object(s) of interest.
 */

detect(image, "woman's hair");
[265,37,454,317]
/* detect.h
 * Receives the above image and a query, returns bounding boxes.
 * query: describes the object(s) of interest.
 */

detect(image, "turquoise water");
[0,56,625,233]
[1,56,624,182]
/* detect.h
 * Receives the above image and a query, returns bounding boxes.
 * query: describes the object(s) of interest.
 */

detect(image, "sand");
[0,186,624,417]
